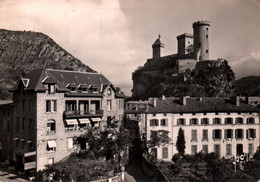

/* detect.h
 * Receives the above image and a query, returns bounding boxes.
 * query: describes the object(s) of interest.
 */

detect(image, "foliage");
[145,130,171,151]
[158,152,260,182]
[194,60,235,97]
[38,155,115,181]
[131,59,236,99]
[77,122,135,167]
[253,146,260,161]
[176,128,186,156]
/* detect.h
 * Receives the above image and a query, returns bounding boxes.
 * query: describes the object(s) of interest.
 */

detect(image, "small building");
[0,68,125,172]
[125,96,260,160]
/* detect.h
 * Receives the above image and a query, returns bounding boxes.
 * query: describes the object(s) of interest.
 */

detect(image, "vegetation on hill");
[0,29,94,99]
[131,59,235,100]
[158,152,260,182]
[235,76,260,96]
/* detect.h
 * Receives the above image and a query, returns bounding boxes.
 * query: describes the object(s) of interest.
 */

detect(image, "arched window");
[47,119,56,134]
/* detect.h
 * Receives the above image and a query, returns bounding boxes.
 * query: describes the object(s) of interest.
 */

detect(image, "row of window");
[178,117,255,125]
[190,129,256,141]
[150,117,256,127]
[191,143,254,156]
[15,100,33,113]
[47,84,101,94]
[150,119,168,126]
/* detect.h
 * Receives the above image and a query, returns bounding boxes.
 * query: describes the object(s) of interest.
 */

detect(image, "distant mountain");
[235,76,260,96]
[0,29,95,99]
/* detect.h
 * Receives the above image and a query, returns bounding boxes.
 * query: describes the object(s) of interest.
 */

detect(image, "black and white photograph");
[0,0,260,181]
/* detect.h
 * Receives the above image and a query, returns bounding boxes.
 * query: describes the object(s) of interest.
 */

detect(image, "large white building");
[125,96,260,160]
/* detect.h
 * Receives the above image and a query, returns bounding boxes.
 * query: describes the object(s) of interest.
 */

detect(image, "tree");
[144,130,171,163]
[176,128,186,156]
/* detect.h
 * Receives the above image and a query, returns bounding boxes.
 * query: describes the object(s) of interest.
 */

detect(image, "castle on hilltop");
[144,20,220,78]
[152,20,210,61]
[131,20,233,99]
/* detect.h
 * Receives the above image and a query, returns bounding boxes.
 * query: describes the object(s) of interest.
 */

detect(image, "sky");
[0,0,260,96]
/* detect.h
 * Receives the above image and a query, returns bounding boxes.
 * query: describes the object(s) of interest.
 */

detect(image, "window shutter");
[165,119,168,126]
[231,130,233,139]
[253,129,256,138]
[220,130,222,139]
[235,129,237,139]
[241,129,244,139]
[246,129,248,139]
[224,130,227,139]
[156,119,159,126]
[213,130,215,140]
[150,120,153,126]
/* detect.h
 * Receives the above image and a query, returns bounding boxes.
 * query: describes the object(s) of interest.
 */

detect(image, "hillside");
[131,59,236,100]
[235,76,260,96]
[0,29,94,99]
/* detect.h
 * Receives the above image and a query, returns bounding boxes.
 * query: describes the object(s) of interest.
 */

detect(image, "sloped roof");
[11,68,111,92]
[129,97,260,114]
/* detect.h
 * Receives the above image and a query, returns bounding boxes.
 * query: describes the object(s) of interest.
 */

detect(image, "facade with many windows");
[0,68,125,172]
[125,96,260,160]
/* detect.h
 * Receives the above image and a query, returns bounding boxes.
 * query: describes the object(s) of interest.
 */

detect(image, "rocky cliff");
[131,59,236,100]
[0,29,94,99]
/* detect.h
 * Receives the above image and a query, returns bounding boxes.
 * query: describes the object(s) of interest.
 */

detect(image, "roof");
[177,33,193,40]
[11,68,126,97]
[152,35,164,48]
[127,97,260,114]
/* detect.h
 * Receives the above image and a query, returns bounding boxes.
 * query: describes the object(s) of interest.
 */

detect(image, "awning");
[20,138,25,142]
[47,140,56,148]
[27,140,32,143]
[13,137,19,141]
[91,118,102,122]
[65,119,78,125]
[79,118,90,124]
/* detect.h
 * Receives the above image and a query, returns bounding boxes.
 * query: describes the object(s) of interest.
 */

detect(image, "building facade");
[125,96,260,160]
[0,68,125,172]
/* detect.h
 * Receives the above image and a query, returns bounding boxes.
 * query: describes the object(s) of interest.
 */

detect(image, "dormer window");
[78,84,88,93]
[67,83,77,92]
[89,85,98,93]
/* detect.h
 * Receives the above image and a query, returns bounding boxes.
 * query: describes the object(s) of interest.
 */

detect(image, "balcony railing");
[64,110,103,118]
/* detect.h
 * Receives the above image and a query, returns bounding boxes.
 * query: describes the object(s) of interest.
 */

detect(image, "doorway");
[236,144,243,155]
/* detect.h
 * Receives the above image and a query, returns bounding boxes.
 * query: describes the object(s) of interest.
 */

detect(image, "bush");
[171,154,180,163]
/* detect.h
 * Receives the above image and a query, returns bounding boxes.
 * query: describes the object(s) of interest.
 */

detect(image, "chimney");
[148,98,157,107]
[246,97,251,105]
[199,97,203,102]
[180,96,187,106]
[236,96,240,106]
[162,95,165,101]
[231,96,240,106]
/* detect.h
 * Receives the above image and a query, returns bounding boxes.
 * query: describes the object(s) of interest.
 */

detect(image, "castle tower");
[177,33,194,56]
[152,35,164,58]
[193,21,210,61]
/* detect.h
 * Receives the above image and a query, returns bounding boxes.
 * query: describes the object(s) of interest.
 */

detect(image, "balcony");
[64,110,103,118]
